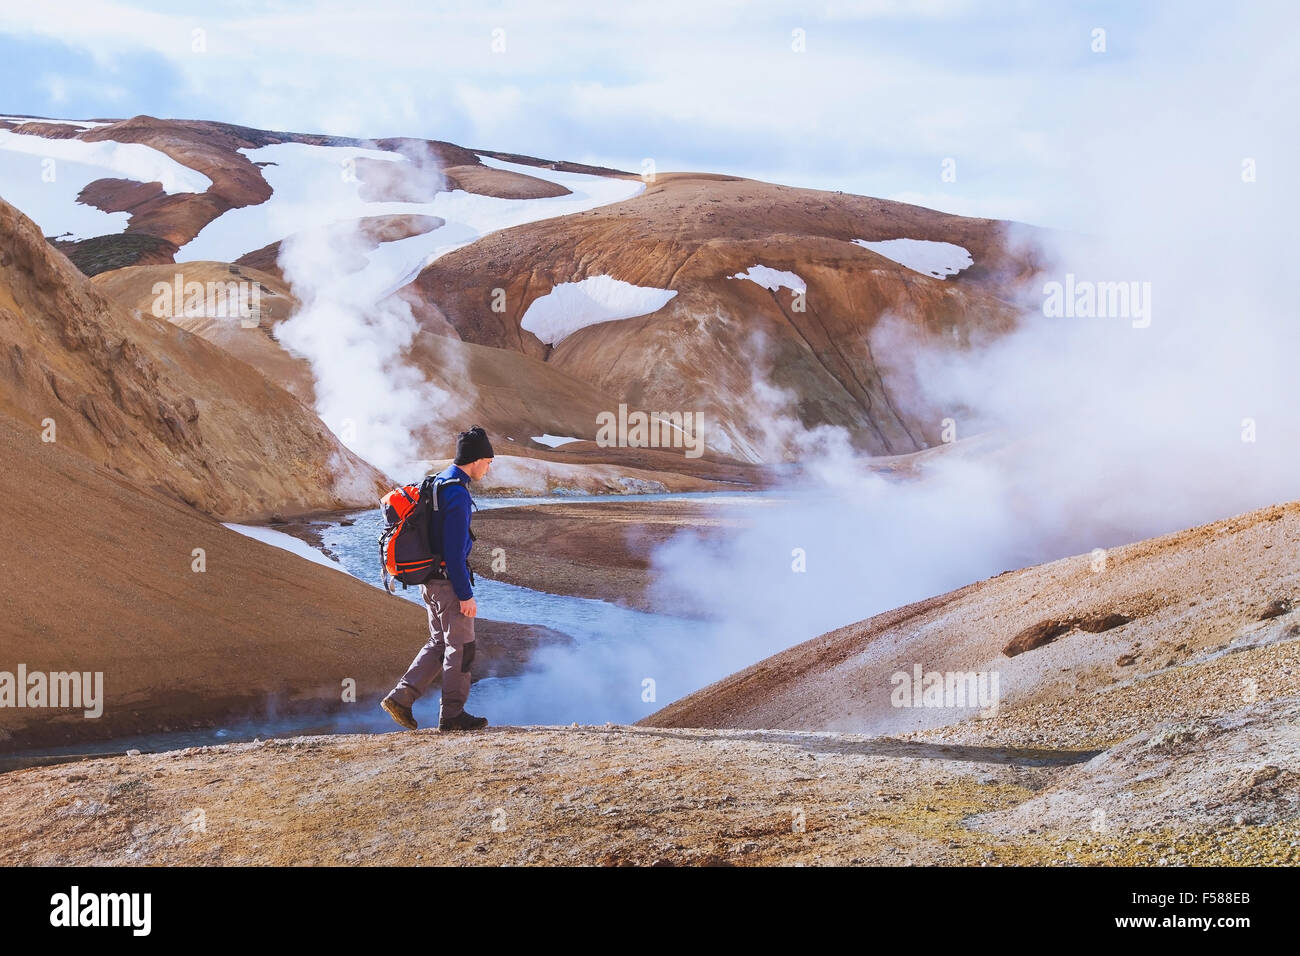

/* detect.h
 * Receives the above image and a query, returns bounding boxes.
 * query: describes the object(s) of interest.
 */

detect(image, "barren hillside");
[641,500,1300,744]
[0,198,387,519]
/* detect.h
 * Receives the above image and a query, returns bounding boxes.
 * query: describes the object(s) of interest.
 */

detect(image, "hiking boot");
[439,711,489,732]
[381,695,418,731]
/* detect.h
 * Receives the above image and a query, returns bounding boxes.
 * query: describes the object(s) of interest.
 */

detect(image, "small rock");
[1247,765,1281,787]
[1259,597,1293,620]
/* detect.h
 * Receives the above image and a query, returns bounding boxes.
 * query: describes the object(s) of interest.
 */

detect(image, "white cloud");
[44,74,68,104]
[1,2,1296,231]
[883,191,1045,224]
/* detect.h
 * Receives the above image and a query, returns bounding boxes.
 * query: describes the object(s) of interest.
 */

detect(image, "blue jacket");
[435,464,476,600]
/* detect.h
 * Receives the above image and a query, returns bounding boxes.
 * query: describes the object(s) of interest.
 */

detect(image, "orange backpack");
[377,475,462,592]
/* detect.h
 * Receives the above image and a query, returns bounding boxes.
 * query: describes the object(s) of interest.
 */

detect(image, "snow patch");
[852,238,973,279]
[0,129,210,193]
[0,115,111,129]
[729,265,806,292]
[0,128,212,241]
[223,524,342,570]
[533,434,584,447]
[182,145,644,272]
[520,275,677,346]
[180,143,409,264]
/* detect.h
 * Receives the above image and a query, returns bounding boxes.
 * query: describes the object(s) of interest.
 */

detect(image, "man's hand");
[460,598,477,618]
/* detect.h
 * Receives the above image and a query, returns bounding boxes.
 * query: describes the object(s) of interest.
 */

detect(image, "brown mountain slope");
[0,411,561,752]
[75,116,273,249]
[91,261,317,405]
[94,261,763,488]
[640,499,1300,738]
[402,172,1048,460]
[0,198,386,519]
[1,462,1292,863]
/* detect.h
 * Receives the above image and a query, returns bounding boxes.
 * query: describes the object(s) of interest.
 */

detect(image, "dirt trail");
[0,717,1292,866]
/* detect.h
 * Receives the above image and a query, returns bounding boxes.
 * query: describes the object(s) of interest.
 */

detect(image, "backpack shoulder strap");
[429,475,464,511]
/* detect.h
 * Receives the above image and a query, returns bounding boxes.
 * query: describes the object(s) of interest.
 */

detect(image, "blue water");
[472,490,772,510]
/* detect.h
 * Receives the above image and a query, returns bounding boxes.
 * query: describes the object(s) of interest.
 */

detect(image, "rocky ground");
[0,710,1293,866]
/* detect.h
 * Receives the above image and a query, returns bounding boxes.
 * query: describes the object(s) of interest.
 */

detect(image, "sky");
[0,1,1294,228]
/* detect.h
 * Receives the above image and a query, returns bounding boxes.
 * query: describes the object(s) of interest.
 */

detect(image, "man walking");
[381,426,495,732]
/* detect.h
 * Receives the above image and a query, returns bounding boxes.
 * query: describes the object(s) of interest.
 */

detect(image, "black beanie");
[454,425,495,465]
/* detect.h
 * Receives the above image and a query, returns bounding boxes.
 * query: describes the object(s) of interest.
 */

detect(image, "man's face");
[466,458,493,480]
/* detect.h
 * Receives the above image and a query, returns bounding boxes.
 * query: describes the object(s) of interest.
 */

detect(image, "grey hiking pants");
[389,579,476,721]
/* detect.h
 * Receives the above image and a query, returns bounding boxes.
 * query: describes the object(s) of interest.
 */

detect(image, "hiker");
[381,426,495,732]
